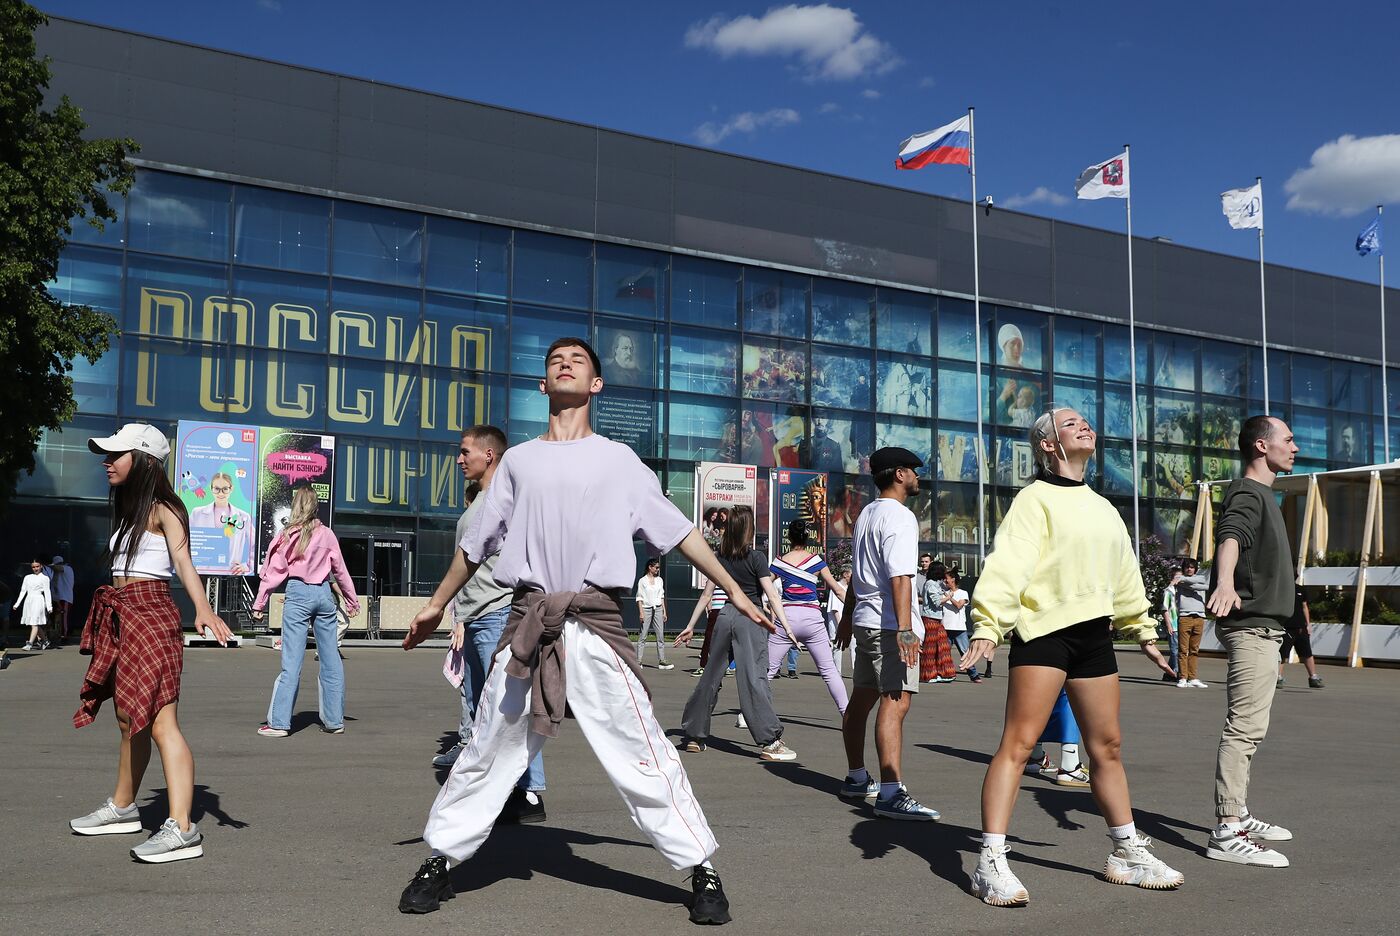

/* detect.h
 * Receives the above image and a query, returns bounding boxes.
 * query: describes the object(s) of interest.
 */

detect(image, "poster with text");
[175,421,259,576]
[258,428,336,572]
[694,461,758,586]
[771,469,828,559]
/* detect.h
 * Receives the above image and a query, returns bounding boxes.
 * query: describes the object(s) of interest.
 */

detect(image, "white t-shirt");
[464,434,694,594]
[636,574,665,608]
[941,588,969,632]
[850,497,924,639]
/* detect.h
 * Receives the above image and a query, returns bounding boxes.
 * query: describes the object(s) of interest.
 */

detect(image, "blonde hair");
[1028,406,1069,475]
[284,486,322,559]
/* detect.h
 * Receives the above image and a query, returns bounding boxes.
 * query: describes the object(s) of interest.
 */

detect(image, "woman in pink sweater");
[252,485,360,737]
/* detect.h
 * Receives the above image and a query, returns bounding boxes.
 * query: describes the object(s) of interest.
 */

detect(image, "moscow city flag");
[1357,215,1382,256]
[1075,151,1130,199]
[895,115,971,169]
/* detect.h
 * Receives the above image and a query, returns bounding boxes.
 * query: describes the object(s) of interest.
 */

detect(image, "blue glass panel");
[1053,316,1099,377]
[596,243,666,319]
[742,403,807,469]
[743,268,807,337]
[935,425,987,483]
[420,368,506,443]
[1103,383,1147,440]
[672,256,738,328]
[513,230,591,309]
[330,280,422,362]
[16,415,121,501]
[877,289,931,355]
[937,297,978,362]
[234,267,328,355]
[120,338,228,422]
[669,327,737,396]
[425,216,508,298]
[53,247,122,415]
[669,394,739,462]
[596,318,661,388]
[1290,354,1329,409]
[123,255,228,341]
[933,482,985,549]
[508,377,549,445]
[1101,443,1146,496]
[324,355,421,440]
[742,338,806,403]
[1201,340,1246,397]
[875,415,932,472]
[335,437,422,514]
[937,364,984,424]
[1152,446,1198,500]
[876,353,933,416]
[67,181,125,248]
[1103,325,1148,384]
[1153,334,1199,391]
[1331,361,1371,412]
[1051,375,1100,431]
[233,186,329,273]
[812,279,874,346]
[244,348,327,432]
[127,171,230,261]
[511,306,590,377]
[812,346,872,409]
[1201,399,1242,450]
[332,201,423,287]
[424,293,507,374]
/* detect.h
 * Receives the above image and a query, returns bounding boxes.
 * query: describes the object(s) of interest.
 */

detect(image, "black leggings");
[1280,626,1313,662]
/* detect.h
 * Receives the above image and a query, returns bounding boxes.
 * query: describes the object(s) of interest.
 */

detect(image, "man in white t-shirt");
[635,558,672,669]
[835,447,940,821]
[938,567,980,683]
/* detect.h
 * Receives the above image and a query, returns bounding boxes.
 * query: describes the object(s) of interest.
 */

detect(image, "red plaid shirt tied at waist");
[74,580,185,735]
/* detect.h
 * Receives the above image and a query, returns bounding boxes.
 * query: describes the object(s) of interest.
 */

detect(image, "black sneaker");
[1308,675,1324,689]
[398,856,454,914]
[687,864,731,925]
[499,787,546,825]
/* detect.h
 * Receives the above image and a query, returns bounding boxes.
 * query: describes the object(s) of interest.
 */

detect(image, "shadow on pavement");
[141,785,249,830]
[918,743,994,766]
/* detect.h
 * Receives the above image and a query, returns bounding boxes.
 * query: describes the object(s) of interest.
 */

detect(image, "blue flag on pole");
[1357,215,1382,256]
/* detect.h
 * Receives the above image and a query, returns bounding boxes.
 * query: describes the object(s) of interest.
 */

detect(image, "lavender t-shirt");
[462,434,694,594]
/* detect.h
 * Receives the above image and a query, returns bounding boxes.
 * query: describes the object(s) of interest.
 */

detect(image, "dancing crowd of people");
[44,335,1321,925]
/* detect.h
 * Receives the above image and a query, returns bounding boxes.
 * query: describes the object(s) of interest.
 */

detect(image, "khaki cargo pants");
[1215,624,1284,818]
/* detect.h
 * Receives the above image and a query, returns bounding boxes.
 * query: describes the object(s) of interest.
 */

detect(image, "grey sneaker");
[131,818,203,863]
[873,789,940,821]
[70,798,142,836]
[432,741,467,767]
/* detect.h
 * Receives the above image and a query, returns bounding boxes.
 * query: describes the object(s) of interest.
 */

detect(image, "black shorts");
[1008,617,1118,679]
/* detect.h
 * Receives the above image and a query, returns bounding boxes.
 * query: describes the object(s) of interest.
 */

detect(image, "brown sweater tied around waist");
[498,586,646,738]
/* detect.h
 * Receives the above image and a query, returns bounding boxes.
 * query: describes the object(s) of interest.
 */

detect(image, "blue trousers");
[267,580,344,731]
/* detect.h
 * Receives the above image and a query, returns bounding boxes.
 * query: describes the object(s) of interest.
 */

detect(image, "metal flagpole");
[969,107,987,561]
[1382,204,1389,461]
[1257,176,1269,413]
[1125,143,1141,556]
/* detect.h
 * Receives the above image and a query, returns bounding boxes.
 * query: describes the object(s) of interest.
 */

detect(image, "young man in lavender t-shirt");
[397,337,772,926]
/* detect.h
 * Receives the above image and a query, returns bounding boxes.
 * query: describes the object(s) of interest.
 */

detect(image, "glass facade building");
[28,165,1400,595]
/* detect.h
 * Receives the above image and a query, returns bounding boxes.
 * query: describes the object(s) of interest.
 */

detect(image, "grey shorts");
[853,627,919,694]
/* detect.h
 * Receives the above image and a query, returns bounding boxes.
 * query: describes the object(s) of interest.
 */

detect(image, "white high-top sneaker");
[1103,833,1185,889]
[971,844,1030,906]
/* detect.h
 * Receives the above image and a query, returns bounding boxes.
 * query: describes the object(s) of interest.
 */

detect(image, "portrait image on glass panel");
[995,313,1044,370]
[596,322,654,388]
[877,356,933,416]
[812,348,872,410]
[830,475,872,540]
[1201,452,1239,486]
[742,341,806,403]
[742,404,806,468]
[993,373,1041,428]
[1331,418,1363,463]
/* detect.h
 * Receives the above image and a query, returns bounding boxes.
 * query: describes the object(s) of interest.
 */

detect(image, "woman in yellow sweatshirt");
[959,406,1182,907]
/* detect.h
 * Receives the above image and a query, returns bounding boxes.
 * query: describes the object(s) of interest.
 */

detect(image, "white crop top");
[110,530,175,580]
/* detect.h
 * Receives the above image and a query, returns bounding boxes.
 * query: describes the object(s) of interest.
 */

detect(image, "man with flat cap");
[834,447,940,820]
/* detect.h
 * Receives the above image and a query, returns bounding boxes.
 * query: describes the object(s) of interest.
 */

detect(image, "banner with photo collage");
[694,461,758,587]
[175,421,259,577]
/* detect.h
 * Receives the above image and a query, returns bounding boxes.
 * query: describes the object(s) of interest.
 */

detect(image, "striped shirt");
[769,553,828,607]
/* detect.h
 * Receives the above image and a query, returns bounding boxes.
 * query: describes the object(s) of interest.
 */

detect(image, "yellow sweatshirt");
[969,476,1155,645]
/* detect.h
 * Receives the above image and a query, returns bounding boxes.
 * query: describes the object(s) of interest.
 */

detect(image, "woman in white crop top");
[69,423,233,866]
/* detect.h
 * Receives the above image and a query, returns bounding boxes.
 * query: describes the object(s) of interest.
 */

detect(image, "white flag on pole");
[1075,151,1130,200]
[1221,182,1263,230]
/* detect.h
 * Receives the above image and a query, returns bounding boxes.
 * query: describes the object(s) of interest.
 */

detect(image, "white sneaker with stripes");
[1240,813,1293,841]
[1206,828,1289,867]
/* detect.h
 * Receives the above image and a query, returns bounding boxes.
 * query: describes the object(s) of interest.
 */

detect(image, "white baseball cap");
[88,423,171,461]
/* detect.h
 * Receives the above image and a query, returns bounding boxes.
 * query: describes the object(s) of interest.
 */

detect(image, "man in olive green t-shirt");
[1204,415,1297,868]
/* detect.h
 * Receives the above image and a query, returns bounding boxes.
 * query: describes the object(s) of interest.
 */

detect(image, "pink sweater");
[252,524,360,615]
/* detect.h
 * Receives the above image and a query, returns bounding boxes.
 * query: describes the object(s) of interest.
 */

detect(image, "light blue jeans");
[457,606,546,792]
[267,579,344,731]
[948,629,979,679]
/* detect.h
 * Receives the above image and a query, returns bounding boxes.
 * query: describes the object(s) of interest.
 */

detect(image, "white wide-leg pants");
[424,618,718,870]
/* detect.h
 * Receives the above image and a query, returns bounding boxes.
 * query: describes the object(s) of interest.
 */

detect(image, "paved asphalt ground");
[0,642,1391,935]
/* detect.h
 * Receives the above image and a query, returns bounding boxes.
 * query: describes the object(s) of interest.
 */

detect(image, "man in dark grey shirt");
[1204,415,1297,868]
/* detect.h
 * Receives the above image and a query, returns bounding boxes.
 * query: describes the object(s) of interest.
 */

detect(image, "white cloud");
[257,0,282,10]
[1284,134,1400,216]
[1002,186,1070,210]
[917,76,936,89]
[685,4,901,81]
[861,88,881,100]
[695,108,801,146]
[818,101,841,114]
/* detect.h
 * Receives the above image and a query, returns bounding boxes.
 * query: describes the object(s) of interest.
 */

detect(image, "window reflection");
[672,256,738,328]
[425,216,508,298]
[812,347,872,409]
[670,395,738,462]
[670,327,737,396]
[234,187,329,273]
[332,201,423,287]
[128,171,230,262]
[812,280,873,346]
[1054,317,1099,377]
[514,230,591,309]
[877,290,932,355]
[744,268,807,337]
[597,244,666,319]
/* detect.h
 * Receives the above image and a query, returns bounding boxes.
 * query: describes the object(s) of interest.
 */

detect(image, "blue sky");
[38,0,1400,283]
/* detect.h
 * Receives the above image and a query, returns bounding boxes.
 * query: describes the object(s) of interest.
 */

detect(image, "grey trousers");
[637,605,667,663]
[681,604,782,746]
[1215,625,1283,817]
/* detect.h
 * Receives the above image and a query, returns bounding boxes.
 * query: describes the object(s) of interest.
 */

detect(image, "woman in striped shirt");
[766,520,848,714]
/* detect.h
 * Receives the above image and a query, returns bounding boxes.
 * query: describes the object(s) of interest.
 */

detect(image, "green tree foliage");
[0,1,136,510]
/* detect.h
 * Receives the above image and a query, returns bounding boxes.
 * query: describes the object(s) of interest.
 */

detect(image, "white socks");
[1060,744,1080,772]
[981,832,1007,851]
[1108,822,1136,841]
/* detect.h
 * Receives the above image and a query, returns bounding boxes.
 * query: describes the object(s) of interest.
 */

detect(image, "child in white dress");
[14,560,52,650]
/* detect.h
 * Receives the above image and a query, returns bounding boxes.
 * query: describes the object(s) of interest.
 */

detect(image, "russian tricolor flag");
[895,115,971,170]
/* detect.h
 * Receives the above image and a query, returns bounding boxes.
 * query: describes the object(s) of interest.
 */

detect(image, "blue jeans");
[783,646,799,673]
[457,606,546,792]
[267,580,344,730]
[1166,627,1180,675]
[948,630,979,679]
